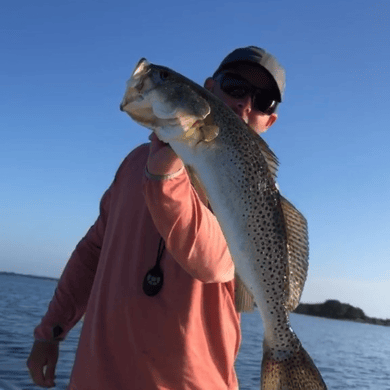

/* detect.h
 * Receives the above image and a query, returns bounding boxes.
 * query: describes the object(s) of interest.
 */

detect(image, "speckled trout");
[120,58,327,390]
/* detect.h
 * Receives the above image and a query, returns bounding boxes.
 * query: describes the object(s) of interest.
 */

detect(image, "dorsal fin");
[256,136,279,180]
[280,196,309,312]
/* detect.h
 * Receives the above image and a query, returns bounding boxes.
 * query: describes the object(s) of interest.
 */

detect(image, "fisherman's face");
[204,63,278,134]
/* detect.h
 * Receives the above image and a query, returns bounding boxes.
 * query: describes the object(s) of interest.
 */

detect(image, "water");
[1,273,389,389]
[0,274,82,390]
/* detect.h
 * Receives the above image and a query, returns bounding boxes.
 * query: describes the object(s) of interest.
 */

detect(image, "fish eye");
[159,70,170,80]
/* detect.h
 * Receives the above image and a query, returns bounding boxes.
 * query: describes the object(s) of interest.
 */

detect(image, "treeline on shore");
[294,299,390,327]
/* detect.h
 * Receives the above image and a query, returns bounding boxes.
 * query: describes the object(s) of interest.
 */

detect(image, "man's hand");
[147,133,184,176]
[27,340,59,388]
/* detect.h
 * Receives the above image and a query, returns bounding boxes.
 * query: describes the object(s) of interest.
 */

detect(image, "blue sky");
[1,0,389,318]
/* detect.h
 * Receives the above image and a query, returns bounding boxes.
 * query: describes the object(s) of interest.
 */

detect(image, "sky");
[1,0,389,319]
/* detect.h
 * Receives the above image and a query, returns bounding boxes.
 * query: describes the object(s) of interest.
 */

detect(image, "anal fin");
[235,273,255,312]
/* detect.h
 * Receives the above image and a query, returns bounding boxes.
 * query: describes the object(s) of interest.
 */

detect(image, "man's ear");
[265,113,277,130]
[204,77,215,92]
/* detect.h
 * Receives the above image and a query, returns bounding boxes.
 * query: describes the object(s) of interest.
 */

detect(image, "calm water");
[1,273,389,389]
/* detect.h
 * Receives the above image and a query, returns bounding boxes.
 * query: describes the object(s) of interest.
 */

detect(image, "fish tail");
[260,341,327,389]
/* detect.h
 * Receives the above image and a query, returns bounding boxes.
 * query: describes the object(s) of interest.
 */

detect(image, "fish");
[120,58,327,390]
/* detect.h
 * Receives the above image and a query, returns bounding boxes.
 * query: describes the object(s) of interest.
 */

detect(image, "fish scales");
[195,106,291,331]
[120,58,327,390]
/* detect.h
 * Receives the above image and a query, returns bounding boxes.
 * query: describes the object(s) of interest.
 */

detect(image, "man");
[27,46,285,390]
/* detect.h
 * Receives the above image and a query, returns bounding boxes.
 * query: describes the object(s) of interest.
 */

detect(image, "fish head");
[120,58,213,144]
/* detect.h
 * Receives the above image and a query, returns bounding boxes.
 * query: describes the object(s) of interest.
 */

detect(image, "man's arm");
[33,185,111,341]
[27,173,113,387]
[144,134,234,283]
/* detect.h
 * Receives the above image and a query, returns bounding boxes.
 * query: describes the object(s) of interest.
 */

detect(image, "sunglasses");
[215,72,277,114]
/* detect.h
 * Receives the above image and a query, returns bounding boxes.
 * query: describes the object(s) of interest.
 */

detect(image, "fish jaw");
[120,58,168,132]
[120,58,212,144]
[119,58,150,111]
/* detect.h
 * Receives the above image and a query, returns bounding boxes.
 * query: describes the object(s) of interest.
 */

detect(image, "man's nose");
[231,95,252,117]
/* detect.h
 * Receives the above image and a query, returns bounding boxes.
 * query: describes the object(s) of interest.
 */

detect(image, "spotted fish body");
[120,59,327,389]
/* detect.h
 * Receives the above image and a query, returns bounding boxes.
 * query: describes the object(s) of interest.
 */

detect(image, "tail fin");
[261,342,327,389]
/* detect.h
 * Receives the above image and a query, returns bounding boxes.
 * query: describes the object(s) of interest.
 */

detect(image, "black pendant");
[143,264,164,296]
[142,238,165,297]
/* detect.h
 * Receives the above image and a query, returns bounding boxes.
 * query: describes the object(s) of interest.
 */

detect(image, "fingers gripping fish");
[120,58,327,390]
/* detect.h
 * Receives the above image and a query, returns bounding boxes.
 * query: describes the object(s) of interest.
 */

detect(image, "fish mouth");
[133,58,150,79]
[120,58,151,111]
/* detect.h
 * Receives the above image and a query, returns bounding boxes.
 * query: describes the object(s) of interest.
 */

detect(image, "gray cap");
[213,46,286,102]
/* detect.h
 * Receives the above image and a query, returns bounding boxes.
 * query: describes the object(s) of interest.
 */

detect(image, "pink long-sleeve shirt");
[34,144,241,390]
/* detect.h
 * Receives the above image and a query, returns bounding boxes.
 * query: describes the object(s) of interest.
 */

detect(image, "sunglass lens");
[220,76,251,98]
[253,95,274,113]
[224,86,251,98]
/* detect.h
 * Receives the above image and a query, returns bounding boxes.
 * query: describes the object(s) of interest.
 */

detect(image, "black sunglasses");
[215,72,277,114]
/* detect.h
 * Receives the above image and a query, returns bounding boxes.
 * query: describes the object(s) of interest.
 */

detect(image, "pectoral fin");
[200,125,220,142]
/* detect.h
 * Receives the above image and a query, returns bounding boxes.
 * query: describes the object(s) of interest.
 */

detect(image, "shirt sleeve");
[143,168,235,284]
[33,180,113,341]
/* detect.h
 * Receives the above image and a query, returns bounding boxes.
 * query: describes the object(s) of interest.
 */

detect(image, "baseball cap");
[213,46,286,102]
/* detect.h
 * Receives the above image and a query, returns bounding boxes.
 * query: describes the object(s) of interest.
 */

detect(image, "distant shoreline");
[2,272,389,326]
[294,300,390,327]
[0,271,59,282]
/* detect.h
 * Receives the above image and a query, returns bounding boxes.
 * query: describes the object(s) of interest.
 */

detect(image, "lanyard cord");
[156,237,165,267]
